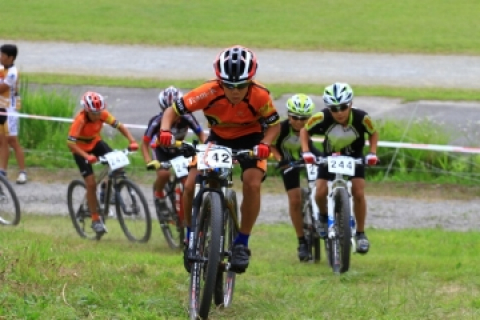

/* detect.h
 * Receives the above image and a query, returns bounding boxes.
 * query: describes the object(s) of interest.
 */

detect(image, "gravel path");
[3,40,480,231]
[12,181,480,232]
[3,39,480,89]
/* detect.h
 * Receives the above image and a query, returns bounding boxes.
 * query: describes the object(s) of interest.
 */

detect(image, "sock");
[154,190,165,198]
[91,212,100,221]
[298,236,306,245]
[0,169,6,177]
[234,232,250,247]
[186,227,191,241]
[357,231,364,236]
[319,213,328,222]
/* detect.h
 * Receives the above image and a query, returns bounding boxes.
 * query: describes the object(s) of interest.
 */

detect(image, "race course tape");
[6,112,480,154]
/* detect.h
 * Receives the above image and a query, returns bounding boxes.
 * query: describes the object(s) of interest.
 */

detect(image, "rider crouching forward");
[299,83,379,254]
[158,45,281,274]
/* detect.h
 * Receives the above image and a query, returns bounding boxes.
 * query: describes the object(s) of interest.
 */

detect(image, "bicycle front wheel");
[215,189,238,308]
[0,175,21,226]
[189,192,223,320]
[67,180,97,239]
[115,179,152,243]
[158,180,184,250]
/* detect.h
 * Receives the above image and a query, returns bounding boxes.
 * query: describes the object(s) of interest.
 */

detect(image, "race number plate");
[104,151,130,170]
[170,156,190,178]
[327,156,355,176]
[306,163,318,181]
[197,147,233,170]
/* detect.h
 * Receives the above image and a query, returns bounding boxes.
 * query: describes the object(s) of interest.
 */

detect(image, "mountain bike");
[283,161,321,262]
[318,154,362,274]
[149,155,190,249]
[174,141,245,320]
[0,174,21,226]
[67,148,152,242]
[285,155,362,273]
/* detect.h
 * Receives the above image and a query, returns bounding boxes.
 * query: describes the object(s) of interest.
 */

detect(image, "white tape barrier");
[5,112,480,154]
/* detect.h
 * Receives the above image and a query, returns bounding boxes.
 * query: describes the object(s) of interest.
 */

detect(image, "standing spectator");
[0,44,20,179]
[5,91,27,184]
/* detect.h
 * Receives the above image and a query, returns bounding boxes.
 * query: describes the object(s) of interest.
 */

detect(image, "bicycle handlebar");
[172,140,275,161]
[281,156,364,174]
[94,148,136,165]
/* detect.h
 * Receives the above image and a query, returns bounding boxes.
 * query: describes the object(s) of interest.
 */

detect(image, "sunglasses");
[222,81,251,90]
[329,104,350,113]
[289,114,310,121]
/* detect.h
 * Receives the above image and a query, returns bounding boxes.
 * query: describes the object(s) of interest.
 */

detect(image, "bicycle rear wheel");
[158,180,184,249]
[0,175,21,226]
[214,190,238,308]
[67,180,97,239]
[189,192,223,320]
[115,179,152,243]
[302,188,320,262]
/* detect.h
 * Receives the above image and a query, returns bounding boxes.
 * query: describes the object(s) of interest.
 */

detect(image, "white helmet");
[323,83,354,106]
[158,86,183,111]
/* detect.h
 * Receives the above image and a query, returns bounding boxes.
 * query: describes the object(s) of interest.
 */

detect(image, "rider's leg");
[154,169,171,196]
[84,174,99,221]
[287,188,304,237]
[351,177,370,253]
[281,167,309,260]
[315,176,329,237]
[351,178,366,232]
[182,166,197,237]
[238,167,264,242]
[182,166,197,273]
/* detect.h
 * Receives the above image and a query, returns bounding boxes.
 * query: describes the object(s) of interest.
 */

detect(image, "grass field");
[1,216,479,319]
[3,0,480,54]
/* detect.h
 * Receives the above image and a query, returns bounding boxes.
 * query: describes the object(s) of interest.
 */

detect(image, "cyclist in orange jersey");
[67,91,138,236]
[159,45,281,274]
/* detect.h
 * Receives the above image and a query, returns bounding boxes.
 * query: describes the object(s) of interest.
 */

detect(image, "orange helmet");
[213,45,258,85]
[81,91,105,113]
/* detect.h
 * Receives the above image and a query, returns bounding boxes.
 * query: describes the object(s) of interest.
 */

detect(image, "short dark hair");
[0,44,18,59]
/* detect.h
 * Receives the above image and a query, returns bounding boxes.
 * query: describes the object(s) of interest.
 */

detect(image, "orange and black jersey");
[67,110,120,152]
[173,80,280,140]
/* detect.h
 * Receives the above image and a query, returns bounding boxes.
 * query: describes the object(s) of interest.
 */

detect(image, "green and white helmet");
[323,83,354,106]
[286,94,315,116]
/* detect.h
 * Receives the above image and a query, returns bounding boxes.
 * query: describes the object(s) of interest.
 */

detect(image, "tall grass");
[13,86,480,185]
[17,80,76,168]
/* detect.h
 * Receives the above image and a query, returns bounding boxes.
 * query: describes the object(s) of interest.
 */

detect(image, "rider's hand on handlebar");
[128,141,139,151]
[301,151,315,164]
[365,152,379,166]
[158,130,175,147]
[86,155,97,164]
[275,159,291,170]
[146,160,161,171]
[253,142,270,159]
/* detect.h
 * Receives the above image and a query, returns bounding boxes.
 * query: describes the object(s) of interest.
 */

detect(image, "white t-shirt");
[0,65,18,109]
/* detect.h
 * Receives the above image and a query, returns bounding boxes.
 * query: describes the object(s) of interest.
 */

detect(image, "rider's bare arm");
[299,128,311,153]
[368,131,379,154]
[160,107,180,131]
[117,124,136,144]
[261,122,280,146]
